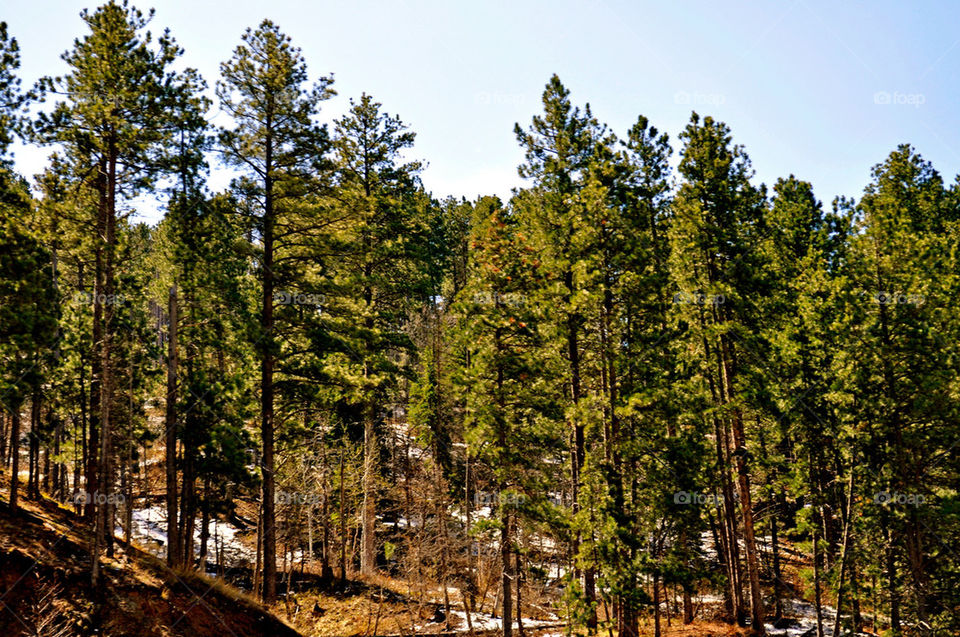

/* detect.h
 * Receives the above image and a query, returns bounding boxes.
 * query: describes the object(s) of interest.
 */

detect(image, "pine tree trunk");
[653,571,661,637]
[28,390,38,499]
[564,282,595,631]
[715,413,744,624]
[851,557,862,633]
[719,334,765,634]
[500,508,513,637]
[339,449,347,583]
[260,129,277,604]
[361,402,377,576]
[516,549,523,635]
[87,156,107,524]
[254,486,263,597]
[179,442,196,567]
[831,465,856,637]
[199,478,210,572]
[703,324,743,625]
[42,440,50,494]
[122,459,132,549]
[165,284,180,567]
[885,523,901,635]
[813,507,824,637]
[9,404,20,510]
[770,490,784,621]
[0,411,6,468]
[92,140,118,589]
[52,418,61,500]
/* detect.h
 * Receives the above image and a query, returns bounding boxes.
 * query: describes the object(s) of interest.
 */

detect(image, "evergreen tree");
[0,172,57,512]
[33,0,200,587]
[0,21,30,162]
[837,146,959,633]
[514,75,608,627]
[322,93,434,575]
[669,112,769,633]
[455,196,559,637]
[216,18,334,601]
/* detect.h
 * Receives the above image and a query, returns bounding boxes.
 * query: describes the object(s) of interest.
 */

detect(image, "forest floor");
[0,493,302,637]
[0,488,879,637]
[0,455,878,637]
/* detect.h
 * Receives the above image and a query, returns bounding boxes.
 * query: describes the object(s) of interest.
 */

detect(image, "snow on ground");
[447,608,560,632]
[761,599,867,637]
[119,504,255,567]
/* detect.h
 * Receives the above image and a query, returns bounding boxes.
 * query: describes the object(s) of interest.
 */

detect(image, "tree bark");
[92,140,118,589]
[9,404,20,510]
[813,509,824,637]
[339,448,347,582]
[719,333,765,634]
[361,402,377,576]
[831,464,857,637]
[165,284,180,567]
[260,115,277,604]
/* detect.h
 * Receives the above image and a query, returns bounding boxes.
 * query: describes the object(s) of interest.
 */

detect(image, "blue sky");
[5,0,960,223]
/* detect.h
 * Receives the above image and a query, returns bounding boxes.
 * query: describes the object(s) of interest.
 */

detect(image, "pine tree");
[321,93,434,576]
[455,196,558,637]
[837,146,959,632]
[0,21,30,162]
[33,1,194,587]
[591,114,681,637]
[669,113,768,633]
[514,75,608,627]
[216,18,334,601]
[0,172,56,512]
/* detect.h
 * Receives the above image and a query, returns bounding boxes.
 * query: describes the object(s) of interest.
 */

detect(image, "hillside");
[0,496,302,637]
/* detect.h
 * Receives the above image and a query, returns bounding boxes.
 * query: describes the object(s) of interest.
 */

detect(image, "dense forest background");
[0,3,958,636]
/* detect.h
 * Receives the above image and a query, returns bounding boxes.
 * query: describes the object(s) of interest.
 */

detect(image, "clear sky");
[5,0,960,223]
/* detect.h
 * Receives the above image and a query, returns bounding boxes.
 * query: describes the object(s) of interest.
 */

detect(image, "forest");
[0,3,958,637]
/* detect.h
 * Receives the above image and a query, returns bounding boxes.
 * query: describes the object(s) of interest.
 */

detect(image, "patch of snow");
[122,504,255,566]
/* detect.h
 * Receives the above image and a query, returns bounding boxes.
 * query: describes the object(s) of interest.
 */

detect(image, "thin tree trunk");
[92,141,118,590]
[653,571,661,637]
[813,508,824,637]
[254,484,263,597]
[831,464,856,637]
[719,333,765,634]
[339,448,346,583]
[500,507,513,637]
[361,401,377,576]
[515,549,523,635]
[564,275,595,632]
[199,477,211,571]
[9,404,20,510]
[770,489,784,621]
[885,523,901,635]
[260,127,277,603]
[28,390,39,499]
[165,284,180,567]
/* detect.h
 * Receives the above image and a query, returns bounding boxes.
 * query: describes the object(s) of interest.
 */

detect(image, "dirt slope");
[0,496,303,637]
